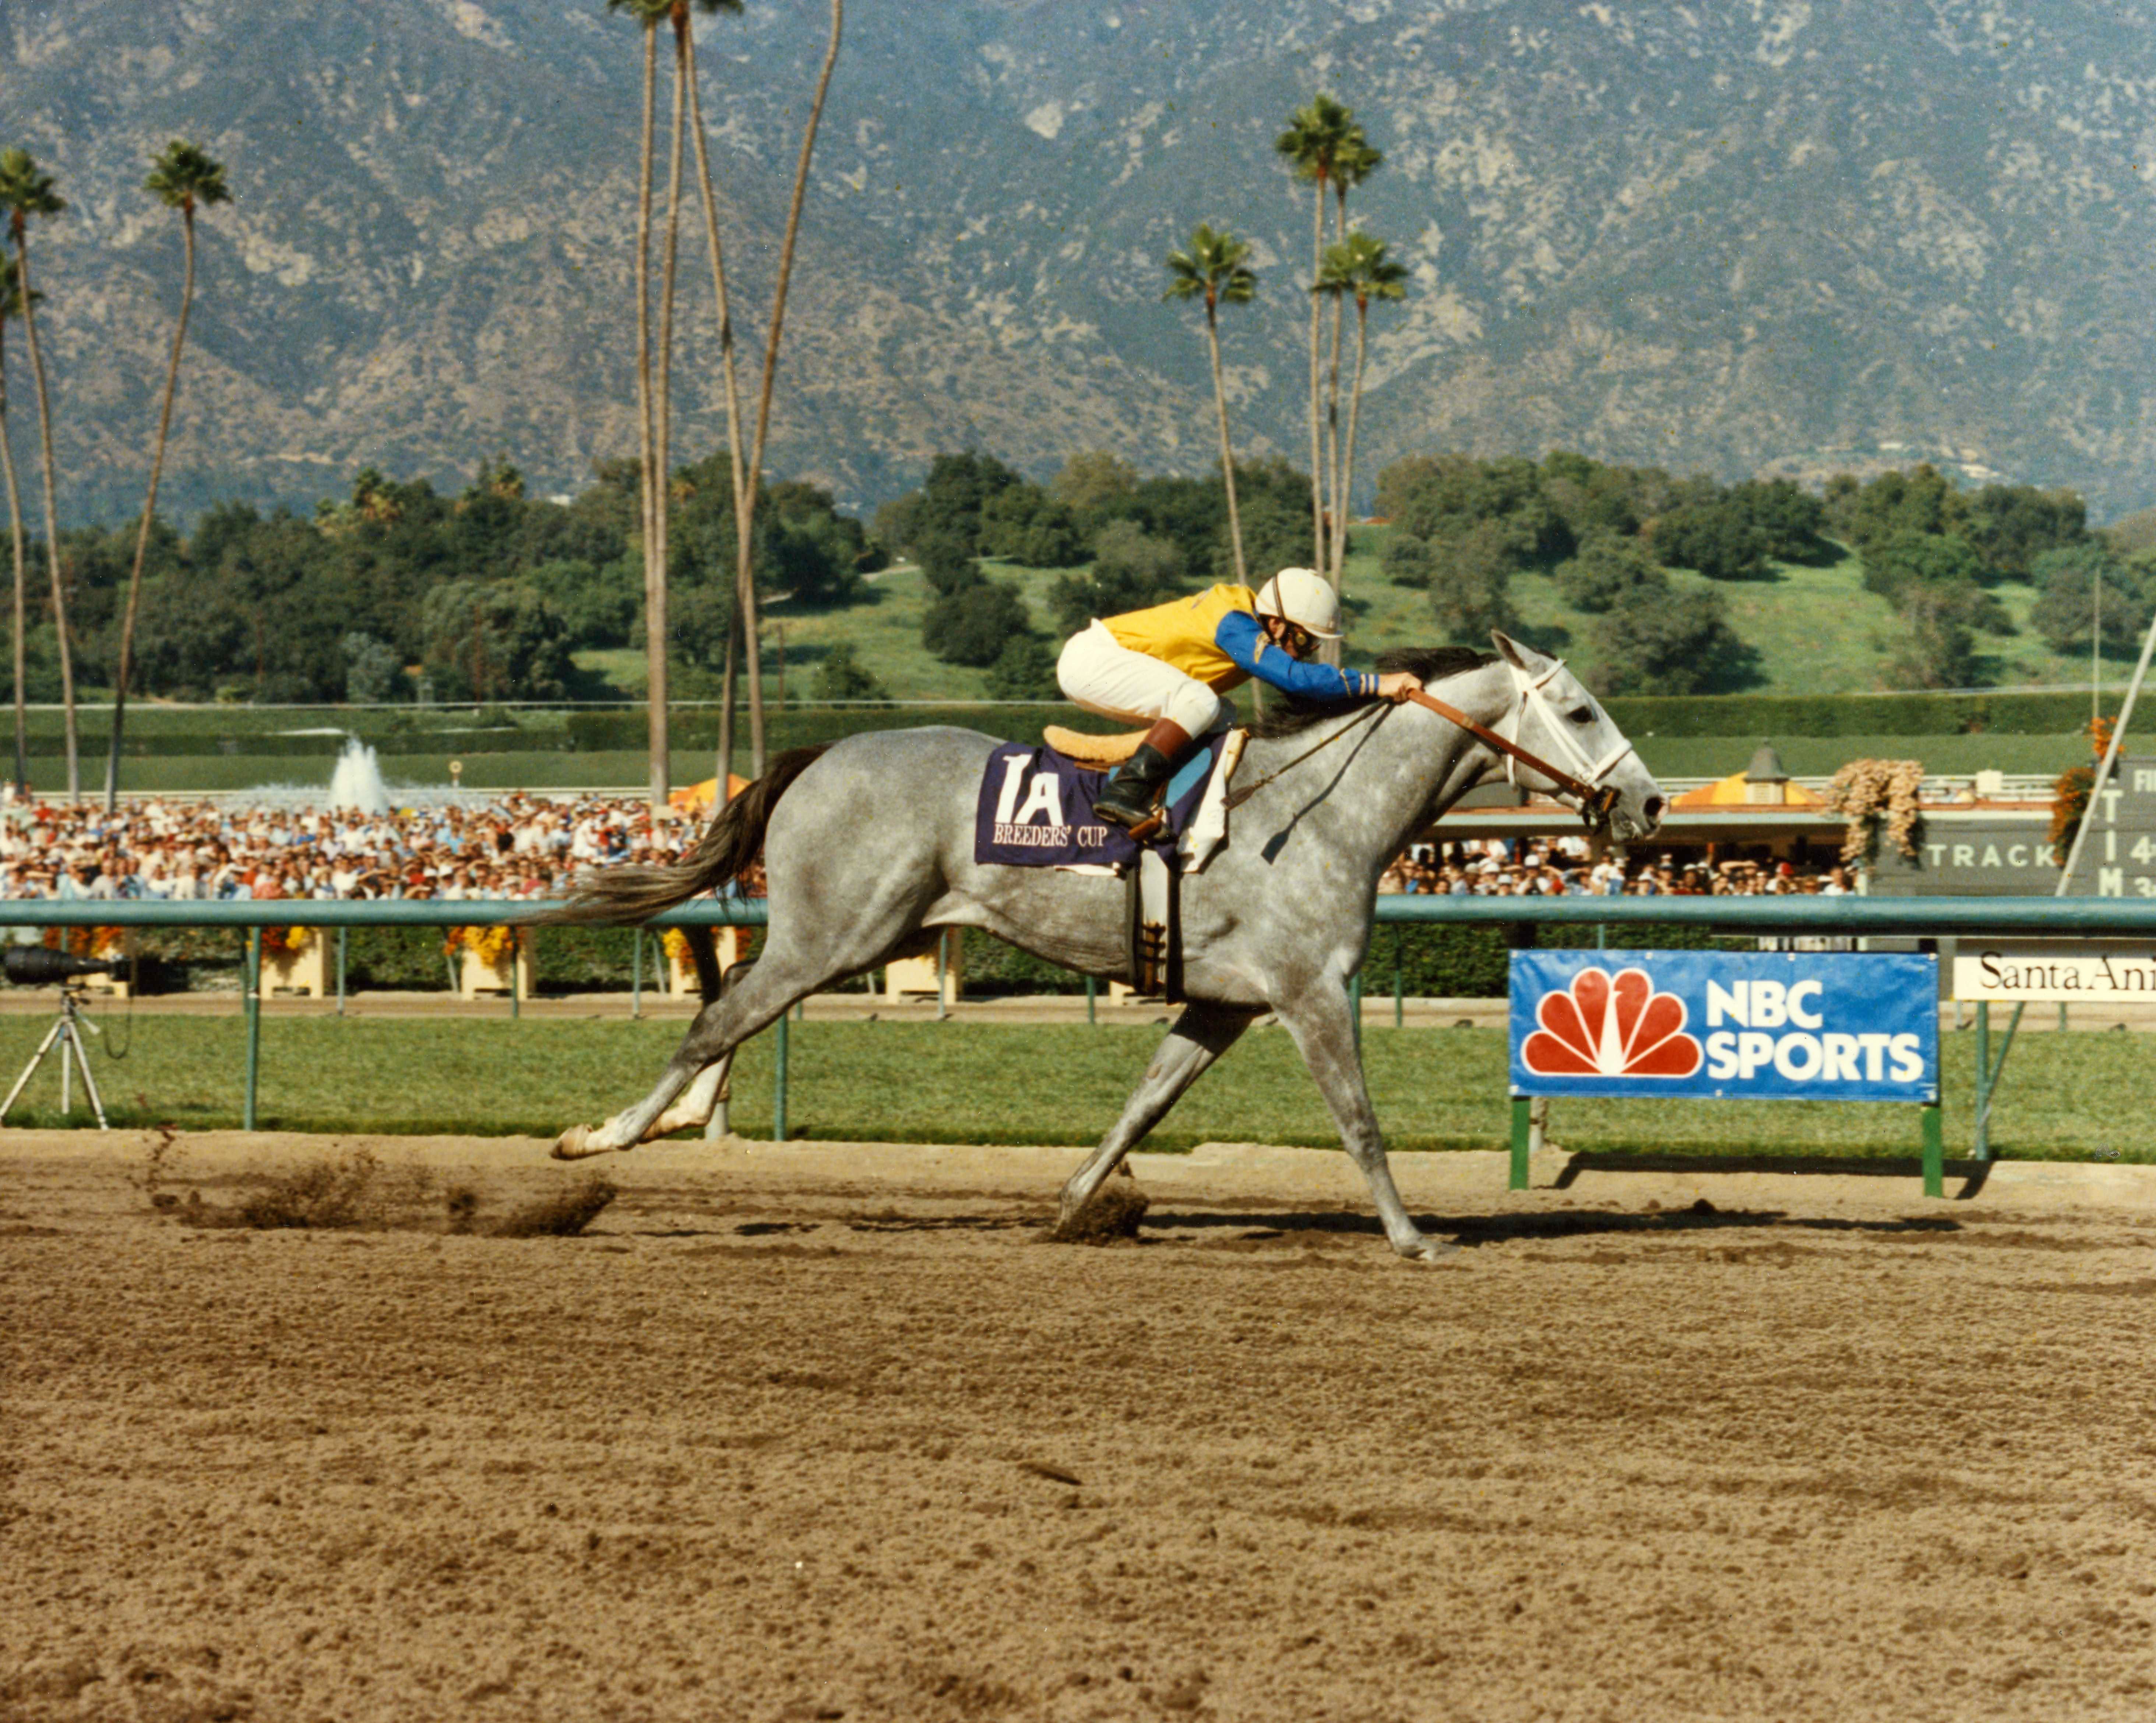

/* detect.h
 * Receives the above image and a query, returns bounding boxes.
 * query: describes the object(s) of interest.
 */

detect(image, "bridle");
[1407,658,1631,830]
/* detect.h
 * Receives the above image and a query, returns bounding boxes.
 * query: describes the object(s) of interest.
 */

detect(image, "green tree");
[1314,230,1406,590]
[108,141,229,807]
[1724,478,1828,562]
[1275,92,1359,574]
[420,580,574,701]
[1959,483,2087,580]
[1556,531,1668,613]
[1048,450,1139,525]
[1888,588,1979,690]
[1381,532,1432,588]
[923,577,1029,667]
[1163,223,1258,585]
[1649,499,1772,581]
[984,634,1059,700]
[1375,453,1568,566]
[915,530,982,597]
[0,254,34,785]
[1587,587,1750,696]
[1847,464,1963,551]
[1539,451,1643,541]
[341,631,404,704]
[979,481,1086,566]
[810,641,889,703]
[1425,521,1521,644]
[1047,518,1186,634]
[2029,544,2146,654]
[0,149,76,797]
[1859,528,2010,634]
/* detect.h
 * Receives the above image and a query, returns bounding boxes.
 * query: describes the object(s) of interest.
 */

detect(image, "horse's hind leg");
[554,907,922,1161]
[1055,1002,1257,1228]
[642,1050,735,1142]
[637,934,737,1143]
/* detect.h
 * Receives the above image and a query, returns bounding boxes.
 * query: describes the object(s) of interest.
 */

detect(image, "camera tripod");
[0,984,109,1130]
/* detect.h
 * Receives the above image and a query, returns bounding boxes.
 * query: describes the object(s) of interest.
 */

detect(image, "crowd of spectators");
[1380,840,1854,897]
[0,786,1856,907]
[0,788,702,904]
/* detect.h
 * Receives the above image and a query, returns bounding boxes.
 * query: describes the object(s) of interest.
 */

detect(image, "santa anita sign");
[1505,948,1946,1192]
[1952,940,2156,1003]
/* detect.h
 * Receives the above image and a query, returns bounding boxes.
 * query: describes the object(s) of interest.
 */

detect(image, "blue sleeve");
[1214,611,1377,701]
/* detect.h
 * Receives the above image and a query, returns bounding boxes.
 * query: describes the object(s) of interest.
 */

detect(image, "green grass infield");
[0,1014,2142,1164]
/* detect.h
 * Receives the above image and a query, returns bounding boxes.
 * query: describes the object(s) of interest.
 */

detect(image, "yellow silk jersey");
[1102,584,1260,691]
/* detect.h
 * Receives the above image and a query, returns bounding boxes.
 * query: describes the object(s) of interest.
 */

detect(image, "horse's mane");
[1245,646,1497,739]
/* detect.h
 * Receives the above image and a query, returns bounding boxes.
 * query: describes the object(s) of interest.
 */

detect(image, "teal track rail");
[6,893,2155,1139]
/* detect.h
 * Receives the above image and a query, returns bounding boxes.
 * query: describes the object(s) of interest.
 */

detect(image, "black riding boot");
[1092,720,1192,836]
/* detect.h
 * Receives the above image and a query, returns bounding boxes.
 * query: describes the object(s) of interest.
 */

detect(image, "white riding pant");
[1057,622,1231,737]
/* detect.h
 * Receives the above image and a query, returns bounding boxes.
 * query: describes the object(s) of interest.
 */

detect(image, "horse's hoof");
[552,1125,608,1161]
[1401,1235,1461,1263]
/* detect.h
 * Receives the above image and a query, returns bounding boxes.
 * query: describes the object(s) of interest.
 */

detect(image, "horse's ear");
[1490,630,1538,672]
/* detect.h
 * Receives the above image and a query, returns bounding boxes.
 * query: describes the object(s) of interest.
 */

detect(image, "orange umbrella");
[668,774,752,815]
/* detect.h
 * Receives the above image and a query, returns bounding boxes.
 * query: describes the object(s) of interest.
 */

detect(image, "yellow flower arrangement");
[260,926,311,958]
[660,928,693,965]
[450,925,518,967]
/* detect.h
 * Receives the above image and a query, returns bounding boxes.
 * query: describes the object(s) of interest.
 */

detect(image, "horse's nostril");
[1642,795,1665,825]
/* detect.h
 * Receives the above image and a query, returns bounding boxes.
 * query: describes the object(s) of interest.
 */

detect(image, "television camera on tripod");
[0,945,131,1130]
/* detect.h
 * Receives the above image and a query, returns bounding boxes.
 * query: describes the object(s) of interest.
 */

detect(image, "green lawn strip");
[1,1015,2141,1164]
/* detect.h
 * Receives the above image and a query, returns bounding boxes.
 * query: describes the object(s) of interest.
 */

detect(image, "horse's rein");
[1405,688,1621,829]
[1221,701,1390,812]
[1220,680,1624,828]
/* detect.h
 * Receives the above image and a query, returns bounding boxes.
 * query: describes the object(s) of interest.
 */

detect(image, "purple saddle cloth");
[973,735,1227,869]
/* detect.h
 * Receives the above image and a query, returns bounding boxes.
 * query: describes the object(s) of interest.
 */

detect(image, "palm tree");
[1320,136,1380,584]
[1164,223,1258,586]
[1316,232,1408,590]
[607,0,672,808]
[0,150,75,799]
[674,0,751,800]
[1274,94,1356,576]
[0,256,34,790]
[105,141,229,810]
[730,0,842,780]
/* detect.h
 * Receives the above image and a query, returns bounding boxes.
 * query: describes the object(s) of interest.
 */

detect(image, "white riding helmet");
[1255,566,1342,639]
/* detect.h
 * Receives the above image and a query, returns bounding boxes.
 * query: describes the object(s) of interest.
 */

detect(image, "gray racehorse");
[546,633,1664,1260]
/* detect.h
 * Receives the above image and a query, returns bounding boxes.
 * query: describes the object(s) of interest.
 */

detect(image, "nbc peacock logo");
[1521,966,1703,1079]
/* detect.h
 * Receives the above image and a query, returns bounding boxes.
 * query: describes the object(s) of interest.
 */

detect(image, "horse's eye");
[1567,705,1593,724]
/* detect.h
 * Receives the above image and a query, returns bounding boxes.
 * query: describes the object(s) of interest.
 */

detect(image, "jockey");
[1057,565,1424,832]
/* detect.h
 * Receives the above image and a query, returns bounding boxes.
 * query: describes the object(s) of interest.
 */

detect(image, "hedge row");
[1602,689,2100,738]
[106,920,1740,1001]
[561,703,1109,754]
[14,692,2103,760]
[19,727,539,760]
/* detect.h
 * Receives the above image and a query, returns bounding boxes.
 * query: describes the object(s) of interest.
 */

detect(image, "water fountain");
[325,736,394,814]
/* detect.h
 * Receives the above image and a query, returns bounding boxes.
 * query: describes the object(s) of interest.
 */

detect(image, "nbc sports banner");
[1508,950,1939,1104]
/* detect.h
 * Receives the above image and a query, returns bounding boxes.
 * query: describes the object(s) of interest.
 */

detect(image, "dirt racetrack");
[4,1131,2155,1723]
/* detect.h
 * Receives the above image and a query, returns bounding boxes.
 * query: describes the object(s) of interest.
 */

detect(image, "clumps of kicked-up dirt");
[148,1142,616,1238]
[1045,1179,1150,1245]
[485,1175,618,1238]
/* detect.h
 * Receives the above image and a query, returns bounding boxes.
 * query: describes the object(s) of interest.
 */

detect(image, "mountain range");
[6,0,2156,525]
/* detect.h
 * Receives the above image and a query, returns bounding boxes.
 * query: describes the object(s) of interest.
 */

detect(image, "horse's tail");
[538,745,830,927]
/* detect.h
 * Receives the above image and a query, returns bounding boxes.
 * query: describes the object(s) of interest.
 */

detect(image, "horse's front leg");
[1056,1001,1257,1228]
[1271,981,1457,1262]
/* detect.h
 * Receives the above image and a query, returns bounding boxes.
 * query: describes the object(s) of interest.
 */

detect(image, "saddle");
[1042,724,1146,769]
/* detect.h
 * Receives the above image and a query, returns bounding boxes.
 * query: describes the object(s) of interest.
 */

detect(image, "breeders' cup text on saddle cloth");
[974,738,1226,870]
[1509,950,1939,1104]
